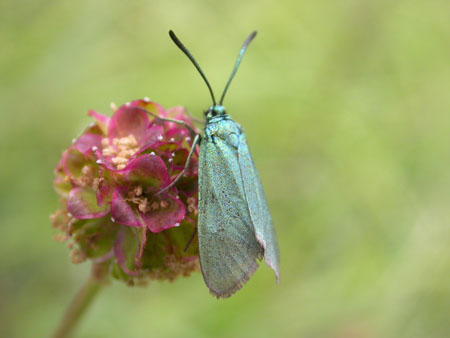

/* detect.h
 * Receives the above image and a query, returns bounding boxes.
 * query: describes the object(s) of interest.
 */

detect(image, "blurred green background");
[1,0,449,337]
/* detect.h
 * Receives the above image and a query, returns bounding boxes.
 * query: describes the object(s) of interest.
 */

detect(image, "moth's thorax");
[204,111,243,147]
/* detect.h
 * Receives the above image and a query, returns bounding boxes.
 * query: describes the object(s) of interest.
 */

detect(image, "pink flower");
[51,99,200,283]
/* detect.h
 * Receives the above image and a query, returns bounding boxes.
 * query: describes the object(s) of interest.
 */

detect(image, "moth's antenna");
[169,30,216,106]
[219,31,257,105]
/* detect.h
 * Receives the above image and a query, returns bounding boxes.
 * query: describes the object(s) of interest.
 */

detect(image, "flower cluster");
[51,99,200,284]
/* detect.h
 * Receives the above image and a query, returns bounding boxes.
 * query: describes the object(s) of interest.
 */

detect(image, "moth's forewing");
[198,119,263,298]
[237,134,280,282]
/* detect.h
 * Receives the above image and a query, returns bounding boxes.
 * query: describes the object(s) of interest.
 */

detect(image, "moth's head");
[205,105,226,119]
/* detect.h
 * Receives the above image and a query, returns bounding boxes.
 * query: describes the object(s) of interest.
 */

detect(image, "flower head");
[51,99,200,283]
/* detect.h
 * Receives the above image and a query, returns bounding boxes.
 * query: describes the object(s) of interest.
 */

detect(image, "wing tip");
[255,234,280,284]
[208,259,260,299]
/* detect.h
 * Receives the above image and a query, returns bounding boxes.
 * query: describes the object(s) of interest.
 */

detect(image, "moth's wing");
[238,133,280,283]
[198,137,264,298]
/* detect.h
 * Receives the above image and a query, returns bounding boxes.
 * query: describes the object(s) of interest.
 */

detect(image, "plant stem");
[52,276,103,338]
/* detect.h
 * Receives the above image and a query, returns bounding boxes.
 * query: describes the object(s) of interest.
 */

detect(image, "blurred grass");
[1,0,450,337]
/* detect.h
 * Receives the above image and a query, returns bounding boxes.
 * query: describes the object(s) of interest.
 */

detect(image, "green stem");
[52,275,103,338]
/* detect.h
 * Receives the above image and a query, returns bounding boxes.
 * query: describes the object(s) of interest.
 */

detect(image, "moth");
[148,31,280,298]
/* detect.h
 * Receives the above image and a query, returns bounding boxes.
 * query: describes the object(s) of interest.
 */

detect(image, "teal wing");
[238,133,280,283]
[198,136,264,298]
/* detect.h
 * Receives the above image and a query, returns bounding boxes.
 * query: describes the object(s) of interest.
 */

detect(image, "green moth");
[151,31,280,298]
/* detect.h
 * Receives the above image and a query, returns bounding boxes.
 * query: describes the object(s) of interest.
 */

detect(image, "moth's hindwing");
[238,133,280,282]
[198,120,264,298]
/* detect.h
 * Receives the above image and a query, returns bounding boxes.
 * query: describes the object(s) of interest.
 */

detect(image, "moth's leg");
[184,227,198,252]
[135,106,198,139]
[156,133,201,195]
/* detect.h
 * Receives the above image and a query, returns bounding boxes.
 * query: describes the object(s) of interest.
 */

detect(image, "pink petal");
[108,105,150,144]
[62,148,87,177]
[73,133,102,157]
[67,187,110,219]
[88,110,110,134]
[171,148,189,169]
[165,106,197,131]
[73,217,118,258]
[135,100,166,117]
[166,106,186,118]
[140,125,164,149]
[156,141,179,154]
[119,154,170,193]
[94,150,171,186]
[141,195,185,233]
[97,167,113,206]
[165,127,191,143]
[136,227,147,263]
[110,187,141,227]
[54,155,64,174]
[92,249,115,263]
[167,106,196,126]
[94,150,117,171]
[54,157,72,195]
[113,227,140,276]
[129,141,179,169]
